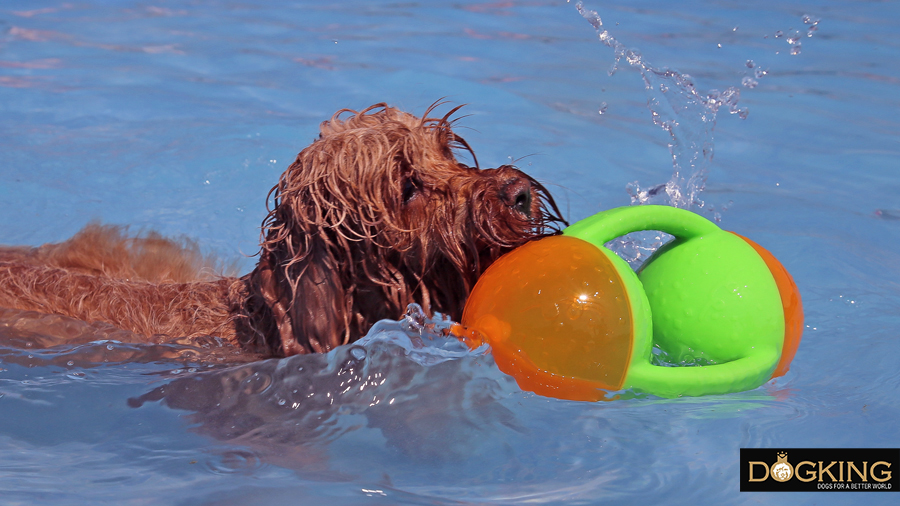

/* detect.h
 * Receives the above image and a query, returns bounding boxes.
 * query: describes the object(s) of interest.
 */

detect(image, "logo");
[770,452,793,482]
[741,448,899,492]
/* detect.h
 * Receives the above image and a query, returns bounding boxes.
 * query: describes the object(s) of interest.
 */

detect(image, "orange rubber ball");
[460,235,635,399]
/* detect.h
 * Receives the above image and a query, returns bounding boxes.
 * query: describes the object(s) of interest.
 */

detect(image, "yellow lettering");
[796,461,817,482]
[819,461,837,482]
[871,461,892,483]
[847,461,867,482]
[748,462,770,482]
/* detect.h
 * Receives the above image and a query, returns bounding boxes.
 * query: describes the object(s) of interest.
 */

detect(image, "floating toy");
[456,205,802,401]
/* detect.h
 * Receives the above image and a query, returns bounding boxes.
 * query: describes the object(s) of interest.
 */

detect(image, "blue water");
[1,1,899,504]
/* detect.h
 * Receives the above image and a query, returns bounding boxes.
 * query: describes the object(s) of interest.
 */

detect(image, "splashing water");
[780,14,821,55]
[575,1,747,267]
[575,3,819,266]
[576,1,747,214]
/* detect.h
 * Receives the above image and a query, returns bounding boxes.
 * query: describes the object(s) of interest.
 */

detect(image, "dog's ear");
[247,241,349,356]
[282,242,349,354]
[249,248,301,356]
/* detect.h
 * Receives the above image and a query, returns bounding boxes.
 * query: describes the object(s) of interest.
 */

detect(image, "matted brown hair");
[0,102,565,358]
[237,102,566,356]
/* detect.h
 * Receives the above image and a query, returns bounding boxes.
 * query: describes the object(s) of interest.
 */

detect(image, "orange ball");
[460,235,636,400]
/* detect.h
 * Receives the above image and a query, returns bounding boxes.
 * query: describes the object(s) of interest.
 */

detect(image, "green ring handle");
[564,205,785,398]
[563,205,721,246]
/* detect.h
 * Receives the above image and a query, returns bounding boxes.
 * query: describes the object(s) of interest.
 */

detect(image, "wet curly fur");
[0,103,566,357]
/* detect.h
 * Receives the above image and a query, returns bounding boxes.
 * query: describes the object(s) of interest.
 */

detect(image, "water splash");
[575,1,748,266]
[765,14,820,56]
[575,4,819,266]
[789,14,821,55]
[576,1,747,215]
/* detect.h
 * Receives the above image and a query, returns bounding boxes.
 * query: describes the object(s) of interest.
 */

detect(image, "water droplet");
[277,398,286,406]
[350,346,367,361]
[598,102,608,114]
[106,344,114,351]
[401,303,426,334]
[66,360,75,367]
[790,45,801,55]
[625,48,642,66]
[576,2,603,30]
[774,30,784,38]
[754,68,768,79]
[741,76,758,89]
[745,60,755,68]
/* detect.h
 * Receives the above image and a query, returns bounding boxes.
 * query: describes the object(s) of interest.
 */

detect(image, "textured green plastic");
[564,205,784,397]
[595,244,654,381]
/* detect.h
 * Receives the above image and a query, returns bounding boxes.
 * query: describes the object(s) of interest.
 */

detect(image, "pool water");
[2,1,899,504]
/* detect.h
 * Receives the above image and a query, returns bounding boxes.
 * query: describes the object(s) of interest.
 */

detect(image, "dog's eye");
[402,176,422,204]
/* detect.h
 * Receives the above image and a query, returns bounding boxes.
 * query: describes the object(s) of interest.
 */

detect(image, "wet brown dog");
[0,103,565,357]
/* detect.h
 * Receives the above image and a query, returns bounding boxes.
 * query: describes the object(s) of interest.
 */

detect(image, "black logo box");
[741,448,899,492]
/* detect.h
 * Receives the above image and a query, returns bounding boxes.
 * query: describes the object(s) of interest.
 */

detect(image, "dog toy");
[456,205,802,401]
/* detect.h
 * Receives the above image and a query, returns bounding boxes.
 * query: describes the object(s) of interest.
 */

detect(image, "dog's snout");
[502,178,533,218]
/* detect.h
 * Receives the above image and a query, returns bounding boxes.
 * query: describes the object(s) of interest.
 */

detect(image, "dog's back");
[0,224,241,344]
[0,223,230,283]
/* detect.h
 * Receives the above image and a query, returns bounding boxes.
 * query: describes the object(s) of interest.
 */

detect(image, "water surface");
[1,1,899,504]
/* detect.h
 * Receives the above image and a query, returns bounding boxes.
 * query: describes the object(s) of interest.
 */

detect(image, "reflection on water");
[125,311,527,471]
[0,305,790,504]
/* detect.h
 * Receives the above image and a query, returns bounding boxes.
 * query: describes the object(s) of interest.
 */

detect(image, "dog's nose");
[502,177,533,218]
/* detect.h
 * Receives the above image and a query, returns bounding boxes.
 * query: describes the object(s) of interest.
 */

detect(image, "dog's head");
[240,103,566,356]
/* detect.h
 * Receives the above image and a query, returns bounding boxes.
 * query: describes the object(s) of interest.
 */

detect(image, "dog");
[0,103,566,357]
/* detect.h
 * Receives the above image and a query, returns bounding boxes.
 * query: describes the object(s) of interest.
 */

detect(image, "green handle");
[564,205,784,398]
[563,205,720,246]
[626,349,780,398]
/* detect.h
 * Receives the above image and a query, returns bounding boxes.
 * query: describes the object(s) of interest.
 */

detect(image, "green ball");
[564,205,788,398]
[638,231,783,366]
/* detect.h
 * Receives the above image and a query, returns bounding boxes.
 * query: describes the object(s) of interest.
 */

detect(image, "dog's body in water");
[0,103,565,358]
